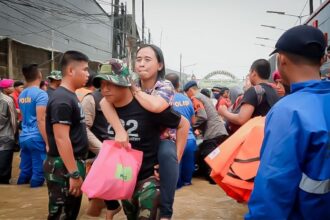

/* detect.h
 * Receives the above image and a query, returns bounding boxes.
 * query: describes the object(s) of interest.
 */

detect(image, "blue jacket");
[246,80,330,220]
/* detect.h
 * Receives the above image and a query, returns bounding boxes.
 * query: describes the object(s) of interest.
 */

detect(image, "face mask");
[213,93,221,99]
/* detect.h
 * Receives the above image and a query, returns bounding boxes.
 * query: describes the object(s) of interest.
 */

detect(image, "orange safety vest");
[205,116,265,202]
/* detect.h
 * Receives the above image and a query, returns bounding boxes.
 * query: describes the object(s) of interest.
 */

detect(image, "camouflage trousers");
[122,176,160,220]
[43,156,86,220]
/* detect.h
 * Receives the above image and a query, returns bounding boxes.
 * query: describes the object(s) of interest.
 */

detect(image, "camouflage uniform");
[43,156,86,220]
[122,177,160,220]
[93,61,132,89]
[47,70,62,80]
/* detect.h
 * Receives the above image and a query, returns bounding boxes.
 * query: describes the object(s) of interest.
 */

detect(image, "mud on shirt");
[46,86,88,159]
[108,98,181,181]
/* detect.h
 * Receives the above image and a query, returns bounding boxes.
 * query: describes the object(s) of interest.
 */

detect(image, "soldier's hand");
[69,177,83,197]
[115,129,130,149]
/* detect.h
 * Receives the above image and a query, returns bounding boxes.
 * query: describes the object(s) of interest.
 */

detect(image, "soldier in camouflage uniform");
[94,60,189,220]
[45,51,89,219]
[44,157,86,218]
[46,70,62,98]
[121,177,160,220]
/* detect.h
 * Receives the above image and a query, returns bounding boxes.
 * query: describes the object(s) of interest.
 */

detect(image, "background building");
[0,0,139,80]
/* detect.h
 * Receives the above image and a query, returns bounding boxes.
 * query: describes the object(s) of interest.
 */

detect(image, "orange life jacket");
[205,116,265,202]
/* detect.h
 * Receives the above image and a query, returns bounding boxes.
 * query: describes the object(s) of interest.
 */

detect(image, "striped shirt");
[0,92,17,137]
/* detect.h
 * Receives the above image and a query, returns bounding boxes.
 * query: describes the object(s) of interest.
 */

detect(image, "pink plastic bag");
[81,140,143,200]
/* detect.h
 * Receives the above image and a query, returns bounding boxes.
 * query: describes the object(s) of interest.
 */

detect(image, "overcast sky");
[99,0,324,79]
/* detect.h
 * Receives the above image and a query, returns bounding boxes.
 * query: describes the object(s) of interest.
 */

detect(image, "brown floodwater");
[0,153,247,219]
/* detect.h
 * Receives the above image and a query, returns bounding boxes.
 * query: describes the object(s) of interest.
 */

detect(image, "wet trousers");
[44,156,86,220]
[122,176,160,220]
[0,149,14,184]
[17,138,46,187]
[158,140,179,218]
[177,138,197,188]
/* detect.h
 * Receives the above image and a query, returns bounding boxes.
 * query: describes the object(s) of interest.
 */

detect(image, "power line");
[0,18,77,37]
[294,0,309,25]
[0,12,60,44]
[25,0,138,39]
[0,0,112,54]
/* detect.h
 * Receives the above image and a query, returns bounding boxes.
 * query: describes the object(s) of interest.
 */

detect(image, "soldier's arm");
[53,124,78,173]
[100,98,129,148]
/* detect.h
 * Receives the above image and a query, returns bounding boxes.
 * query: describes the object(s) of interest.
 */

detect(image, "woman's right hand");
[115,129,129,148]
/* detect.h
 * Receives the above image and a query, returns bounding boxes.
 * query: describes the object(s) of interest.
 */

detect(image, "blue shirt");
[246,80,330,220]
[172,93,195,140]
[19,86,48,141]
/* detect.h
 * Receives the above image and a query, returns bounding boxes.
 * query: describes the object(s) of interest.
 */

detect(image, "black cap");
[13,80,24,87]
[183,80,197,92]
[270,25,326,59]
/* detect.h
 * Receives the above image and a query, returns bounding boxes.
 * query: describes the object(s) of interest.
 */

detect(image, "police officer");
[246,25,329,219]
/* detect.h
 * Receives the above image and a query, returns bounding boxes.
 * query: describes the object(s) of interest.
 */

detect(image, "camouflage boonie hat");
[47,70,62,80]
[93,59,131,88]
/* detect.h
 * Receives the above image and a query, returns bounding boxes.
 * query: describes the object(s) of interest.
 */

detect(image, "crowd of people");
[0,24,329,220]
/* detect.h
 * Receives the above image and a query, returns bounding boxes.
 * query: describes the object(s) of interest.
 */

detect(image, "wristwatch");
[67,171,81,179]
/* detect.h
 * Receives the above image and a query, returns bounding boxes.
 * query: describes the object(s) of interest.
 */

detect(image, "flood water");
[0,153,247,219]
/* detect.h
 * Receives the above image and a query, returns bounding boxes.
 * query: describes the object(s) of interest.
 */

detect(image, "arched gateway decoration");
[203,70,237,80]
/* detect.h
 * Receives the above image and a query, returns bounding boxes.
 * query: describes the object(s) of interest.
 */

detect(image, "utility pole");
[160,29,163,48]
[110,0,115,58]
[309,0,314,15]
[120,2,125,58]
[132,0,136,39]
[179,53,182,84]
[131,0,137,69]
[123,2,127,59]
[142,0,145,43]
[51,30,54,70]
[148,29,151,44]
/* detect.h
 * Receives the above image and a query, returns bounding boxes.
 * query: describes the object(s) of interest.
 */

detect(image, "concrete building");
[0,0,138,79]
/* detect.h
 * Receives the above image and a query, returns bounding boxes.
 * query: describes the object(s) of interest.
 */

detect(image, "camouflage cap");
[93,59,131,88]
[47,70,62,80]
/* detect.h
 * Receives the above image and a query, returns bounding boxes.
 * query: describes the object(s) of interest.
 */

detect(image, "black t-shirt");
[46,86,88,158]
[241,83,279,117]
[46,87,55,98]
[109,98,181,181]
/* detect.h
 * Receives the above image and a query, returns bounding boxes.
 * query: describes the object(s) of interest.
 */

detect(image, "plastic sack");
[82,140,143,200]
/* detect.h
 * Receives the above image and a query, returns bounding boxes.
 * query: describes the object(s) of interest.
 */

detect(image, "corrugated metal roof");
[0,0,113,62]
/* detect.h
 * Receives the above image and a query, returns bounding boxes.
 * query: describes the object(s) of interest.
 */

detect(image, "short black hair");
[283,51,322,66]
[85,69,96,87]
[220,87,229,95]
[14,80,24,87]
[200,88,211,98]
[327,45,330,52]
[165,73,179,89]
[60,50,89,73]
[250,59,271,79]
[137,44,166,79]
[22,64,40,83]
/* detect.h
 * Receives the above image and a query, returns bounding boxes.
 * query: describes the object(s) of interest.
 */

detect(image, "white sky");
[98,0,324,79]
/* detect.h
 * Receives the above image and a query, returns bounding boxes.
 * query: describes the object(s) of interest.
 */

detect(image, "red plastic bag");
[82,140,143,200]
